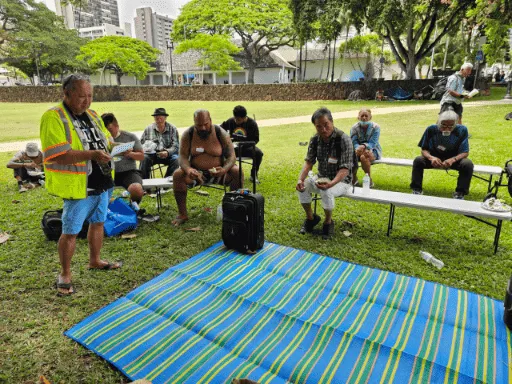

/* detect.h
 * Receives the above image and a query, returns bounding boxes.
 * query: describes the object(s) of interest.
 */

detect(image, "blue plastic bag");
[104,198,138,237]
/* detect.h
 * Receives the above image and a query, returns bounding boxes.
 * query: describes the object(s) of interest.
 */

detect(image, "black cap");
[152,108,169,116]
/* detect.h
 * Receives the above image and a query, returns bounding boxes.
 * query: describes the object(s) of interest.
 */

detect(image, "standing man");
[296,108,354,240]
[40,74,121,296]
[172,109,241,226]
[139,108,179,179]
[440,62,474,124]
[101,113,145,211]
[410,110,473,199]
[6,142,44,192]
[221,105,263,183]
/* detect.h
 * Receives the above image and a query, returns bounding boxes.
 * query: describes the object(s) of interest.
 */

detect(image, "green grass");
[0,100,512,382]
[0,86,506,143]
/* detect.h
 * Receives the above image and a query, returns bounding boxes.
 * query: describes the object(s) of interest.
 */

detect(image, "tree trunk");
[405,56,417,79]
[303,44,307,81]
[326,42,331,81]
[331,37,337,82]
[298,46,303,81]
[247,65,256,84]
[116,72,122,86]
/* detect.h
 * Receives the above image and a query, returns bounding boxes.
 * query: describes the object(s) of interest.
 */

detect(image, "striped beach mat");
[65,242,512,383]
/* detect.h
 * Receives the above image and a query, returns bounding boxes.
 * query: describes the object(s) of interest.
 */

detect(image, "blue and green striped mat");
[65,242,512,383]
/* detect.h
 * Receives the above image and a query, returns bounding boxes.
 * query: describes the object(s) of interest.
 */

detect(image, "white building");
[54,0,120,29]
[134,7,174,53]
[78,22,131,40]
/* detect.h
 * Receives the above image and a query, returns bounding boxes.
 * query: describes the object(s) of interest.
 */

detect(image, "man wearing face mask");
[410,110,473,199]
[171,109,241,226]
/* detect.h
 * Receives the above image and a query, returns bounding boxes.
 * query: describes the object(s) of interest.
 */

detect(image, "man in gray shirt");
[101,113,145,210]
[440,62,474,124]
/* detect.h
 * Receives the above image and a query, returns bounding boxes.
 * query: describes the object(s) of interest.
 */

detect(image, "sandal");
[300,214,321,234]
[172,216,188,226]
[56,281,75,296]
[88,261,123,270]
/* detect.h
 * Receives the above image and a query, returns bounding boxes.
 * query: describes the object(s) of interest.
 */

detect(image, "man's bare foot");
[172,216,188,226]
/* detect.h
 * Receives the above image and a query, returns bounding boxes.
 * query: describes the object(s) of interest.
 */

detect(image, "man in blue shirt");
[439,62,473,124]
[410,110,474,199]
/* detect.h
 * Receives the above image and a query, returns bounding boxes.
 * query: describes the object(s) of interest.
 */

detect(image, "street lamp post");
[167,40,174,86]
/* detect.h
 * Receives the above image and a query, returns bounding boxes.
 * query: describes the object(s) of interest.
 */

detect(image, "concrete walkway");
[1,99,510,153]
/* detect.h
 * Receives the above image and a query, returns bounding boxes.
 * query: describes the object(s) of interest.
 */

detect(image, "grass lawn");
[0,86,506,143]
[0,100,511,382]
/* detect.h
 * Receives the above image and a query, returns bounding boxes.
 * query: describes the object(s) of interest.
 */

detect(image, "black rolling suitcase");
[222,190,264,253]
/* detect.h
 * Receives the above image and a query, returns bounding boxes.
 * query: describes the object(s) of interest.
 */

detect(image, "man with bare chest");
[172,109,242,226]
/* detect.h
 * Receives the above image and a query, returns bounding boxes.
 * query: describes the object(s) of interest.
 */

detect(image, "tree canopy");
[174,34,242,81]
[291,0,478,79]
[172,0,296,83]
[78,36,160,85]
[1,0,86,83]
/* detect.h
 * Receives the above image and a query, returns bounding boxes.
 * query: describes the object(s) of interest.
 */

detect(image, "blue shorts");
[62,191,110,235]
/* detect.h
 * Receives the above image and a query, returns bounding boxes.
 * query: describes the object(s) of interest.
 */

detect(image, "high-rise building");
[55,0,120,29]
[134,7,174,53]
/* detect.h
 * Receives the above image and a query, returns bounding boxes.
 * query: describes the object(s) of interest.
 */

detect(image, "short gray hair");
[62,73,90,92]
[460,62,473,71]
[193,109,210,119]
[437,110,458,125]
[311,107,333,124]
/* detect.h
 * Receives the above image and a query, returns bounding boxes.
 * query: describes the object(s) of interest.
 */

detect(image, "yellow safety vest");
[40,103,112,199]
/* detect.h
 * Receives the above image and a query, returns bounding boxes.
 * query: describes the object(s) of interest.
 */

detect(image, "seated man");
[296,108,354,239]
[220,105,263,183]
[101,113,145,211]
[410,110,473,199]
[7,142,45,192]
[172,109,242,226]
[139,108,179,179]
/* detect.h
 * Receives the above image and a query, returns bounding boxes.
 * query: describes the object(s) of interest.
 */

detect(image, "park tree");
[1,0,86,83]
[172,0,296,84]
[78,36,160,85]
[174,34,242,83]
[291,0,478,79]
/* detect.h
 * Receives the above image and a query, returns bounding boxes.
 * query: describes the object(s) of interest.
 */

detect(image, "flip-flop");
[172,216,188,226]
[88,261,123,270]
[56,281,75,296]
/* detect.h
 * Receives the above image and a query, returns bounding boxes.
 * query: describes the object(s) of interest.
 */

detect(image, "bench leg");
[313,194,318,215]
[387,204,395,236]
[156,189,162,212]
[493,220,503,254]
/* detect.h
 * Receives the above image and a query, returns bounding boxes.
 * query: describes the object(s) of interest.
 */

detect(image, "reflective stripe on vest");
[51,106,73,144]
[43,141,72,162]
[45,162,87,174]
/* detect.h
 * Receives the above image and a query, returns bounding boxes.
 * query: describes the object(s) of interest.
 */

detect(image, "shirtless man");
[172,109,242,226]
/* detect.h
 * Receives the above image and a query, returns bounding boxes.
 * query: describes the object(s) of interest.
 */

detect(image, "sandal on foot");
[56,281,75,296]
[172,216,188,226]
[89,261,123,270]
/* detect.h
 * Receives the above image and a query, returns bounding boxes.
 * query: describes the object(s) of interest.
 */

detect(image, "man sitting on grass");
[296,108,354,239]
[172,109,241,226]
[410,110,473,199]
[7,142,45,192]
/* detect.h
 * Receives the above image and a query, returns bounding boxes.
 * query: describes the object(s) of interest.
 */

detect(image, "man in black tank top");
[171,109,242,226]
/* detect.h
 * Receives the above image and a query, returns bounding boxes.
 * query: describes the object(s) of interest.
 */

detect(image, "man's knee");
[413,156,427,168]
[459,158,474,172]
[172,168,188,190]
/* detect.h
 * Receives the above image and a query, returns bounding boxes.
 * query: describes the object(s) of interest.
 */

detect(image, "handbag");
[104,198,138,237]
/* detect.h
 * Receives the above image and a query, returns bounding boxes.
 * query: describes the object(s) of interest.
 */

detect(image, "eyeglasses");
[439,122,455,128]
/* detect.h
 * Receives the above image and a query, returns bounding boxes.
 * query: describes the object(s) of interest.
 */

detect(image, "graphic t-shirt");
[220,117,259,144]
[65,105,113,191]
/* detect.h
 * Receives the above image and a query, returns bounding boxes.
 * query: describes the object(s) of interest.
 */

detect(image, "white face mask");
[442,131,451,136]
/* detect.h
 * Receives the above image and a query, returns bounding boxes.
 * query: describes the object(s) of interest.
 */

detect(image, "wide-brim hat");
[152,108,169,117]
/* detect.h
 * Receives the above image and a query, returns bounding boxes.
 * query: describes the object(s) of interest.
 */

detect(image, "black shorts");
[114,170,143,190]
[440,102,463,117]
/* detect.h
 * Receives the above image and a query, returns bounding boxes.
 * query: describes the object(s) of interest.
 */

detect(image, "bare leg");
[324,209,333,224]
[172,168,189,225]
[87,223,105,268]
[301,203,314,220]
[57,234,77,294]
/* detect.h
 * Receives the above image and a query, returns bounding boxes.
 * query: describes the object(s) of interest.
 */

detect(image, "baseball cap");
[26,142,39,157]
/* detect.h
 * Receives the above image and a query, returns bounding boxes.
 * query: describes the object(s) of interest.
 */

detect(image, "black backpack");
[41,209,88,241]
[432,77,448,100]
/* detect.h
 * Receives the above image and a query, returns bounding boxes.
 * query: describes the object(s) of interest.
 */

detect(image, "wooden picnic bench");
[372,157,503,192]
[314,186,512,253]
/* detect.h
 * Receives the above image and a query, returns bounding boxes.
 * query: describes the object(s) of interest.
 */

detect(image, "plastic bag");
[104,198,138,237]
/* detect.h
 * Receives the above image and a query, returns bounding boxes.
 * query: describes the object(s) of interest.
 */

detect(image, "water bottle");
[362,173,371,191]
[308,170,314,180]
[419,251,445,269]
[504,275,512,330]
[217,204,223,221]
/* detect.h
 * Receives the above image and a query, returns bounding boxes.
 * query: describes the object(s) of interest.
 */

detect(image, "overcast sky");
[40,0,189,24]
